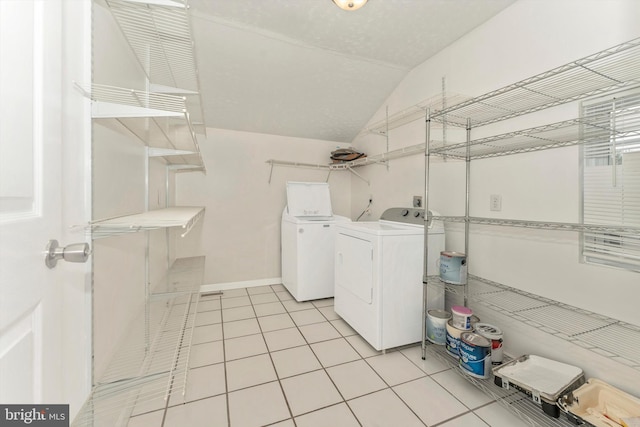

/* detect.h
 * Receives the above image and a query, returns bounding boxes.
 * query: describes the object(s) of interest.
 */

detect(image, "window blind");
[582,92,640,271]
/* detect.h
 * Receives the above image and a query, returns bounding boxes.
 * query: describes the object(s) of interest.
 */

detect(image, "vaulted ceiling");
[188,0,516,143]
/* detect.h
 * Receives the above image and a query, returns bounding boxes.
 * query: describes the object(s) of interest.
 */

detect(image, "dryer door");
[335,233,373,303]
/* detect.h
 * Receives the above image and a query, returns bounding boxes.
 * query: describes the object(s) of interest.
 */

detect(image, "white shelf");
[149,147,206,172]
[77,2,208,425]
[104,0,206,132]
[73,293,200,426]
[331,143,426,169]
[77,83,206,172]
[151,256,205,298]
[266,142,428,179]
[89,206,205,238]
[362,93,470,135]
[266,159,331,170]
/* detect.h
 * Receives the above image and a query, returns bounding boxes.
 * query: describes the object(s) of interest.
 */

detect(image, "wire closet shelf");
[86,206,205,239]
[104,0,206,131]
[429,109,640,160]
[421,36,640,427]
[423,344,579,427]
[76,83,206,171]
[427,275,640,371]
[72,293,200,427]
[429,38,640,128]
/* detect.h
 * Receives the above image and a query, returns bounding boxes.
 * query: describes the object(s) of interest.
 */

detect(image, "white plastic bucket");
[451,305,473,330]
[439,251,467,285]
[426,310,451,345]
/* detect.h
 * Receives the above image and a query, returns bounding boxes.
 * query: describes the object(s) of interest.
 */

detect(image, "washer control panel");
[380,207,432,226]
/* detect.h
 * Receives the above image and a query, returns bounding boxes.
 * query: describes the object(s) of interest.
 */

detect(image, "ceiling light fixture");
[332,0,368,11]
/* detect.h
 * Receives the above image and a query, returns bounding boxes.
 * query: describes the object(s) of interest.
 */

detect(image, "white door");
[335,233,374,303]
[0,0,91,419]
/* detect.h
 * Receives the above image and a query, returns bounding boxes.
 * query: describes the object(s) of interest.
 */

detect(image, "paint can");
[451,305,473,330]
[426,310,451,345]
[439,251,467,285]
[474,323,504,365]
[459,332,492,379]
[470,315,481,329]
[445,319,465,359]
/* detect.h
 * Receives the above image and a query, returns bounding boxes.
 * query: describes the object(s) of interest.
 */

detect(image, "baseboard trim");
[200,277,282,294]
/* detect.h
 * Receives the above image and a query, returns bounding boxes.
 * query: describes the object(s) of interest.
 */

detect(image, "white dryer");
[334,207,444,351]
[281,182,350,302]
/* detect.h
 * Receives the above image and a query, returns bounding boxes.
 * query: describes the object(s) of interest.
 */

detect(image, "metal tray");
[493,355,585,418]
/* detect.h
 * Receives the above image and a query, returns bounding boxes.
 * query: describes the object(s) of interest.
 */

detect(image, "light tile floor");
[128,284,531,427]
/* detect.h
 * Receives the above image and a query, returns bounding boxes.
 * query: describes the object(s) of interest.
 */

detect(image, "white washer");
[334,207,445,351]
[281,182,350,302]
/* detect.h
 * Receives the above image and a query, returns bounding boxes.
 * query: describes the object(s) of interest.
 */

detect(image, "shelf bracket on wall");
[346,166,370,185]
[265,160,332,184]
[386,106,390,171]
[268,161,275,184]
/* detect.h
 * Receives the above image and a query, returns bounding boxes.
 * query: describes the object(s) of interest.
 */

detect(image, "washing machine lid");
[286,181,333,218]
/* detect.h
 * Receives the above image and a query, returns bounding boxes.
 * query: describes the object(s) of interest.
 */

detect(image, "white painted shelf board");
[90,206,205,238]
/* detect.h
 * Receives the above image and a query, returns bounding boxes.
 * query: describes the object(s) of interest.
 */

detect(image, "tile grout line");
[269,288,361,425]
[186,287,498,427]
[215,292,232,427]
[221,290,429,425]
[302,302,365,427]
[356,351,429,426]
[256,284,300,427]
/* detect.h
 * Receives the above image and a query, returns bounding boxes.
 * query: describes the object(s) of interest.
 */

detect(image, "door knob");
[45,239,91,269]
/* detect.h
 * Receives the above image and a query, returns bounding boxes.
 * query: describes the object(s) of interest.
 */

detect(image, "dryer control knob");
[401,209,409,216]
[413,211,421,218]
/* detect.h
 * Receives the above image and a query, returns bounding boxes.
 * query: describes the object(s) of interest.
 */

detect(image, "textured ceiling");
[188,0,515,143]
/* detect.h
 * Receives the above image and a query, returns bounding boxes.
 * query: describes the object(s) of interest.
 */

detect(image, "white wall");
[175,128,351,285]
[352,0,640,395]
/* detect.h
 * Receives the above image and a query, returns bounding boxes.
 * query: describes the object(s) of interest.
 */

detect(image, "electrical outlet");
[490,194,502,212]
[413,196,422,208]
